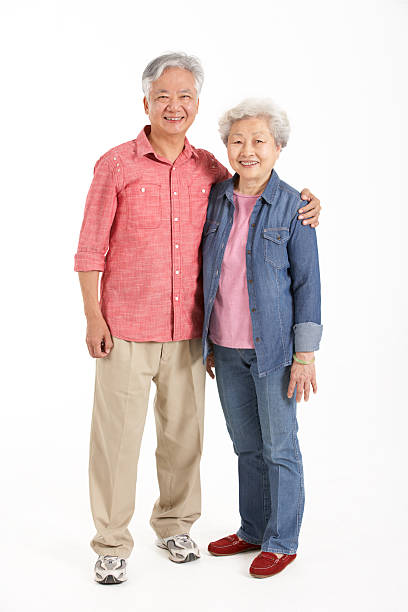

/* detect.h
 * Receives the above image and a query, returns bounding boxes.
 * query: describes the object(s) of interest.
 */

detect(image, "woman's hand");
[299,189,321,228]
[287,352,317,402]
[206,352,215,379]
[86,314,113,358]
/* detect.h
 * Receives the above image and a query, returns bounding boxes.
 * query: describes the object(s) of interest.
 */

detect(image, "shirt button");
[175,244,179,248]
[175,296,179,301]
[174,217,179,222]
[172,167,176,171]
[202,188,206,193]
[141,187,145,192]
[175,270,180,275]
[113,156,117,161]
[117,168,120,172]
[116,162,120,167]
[174,191,178,195]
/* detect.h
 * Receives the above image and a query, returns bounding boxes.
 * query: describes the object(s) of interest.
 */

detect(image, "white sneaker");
[94,555,127,584]
[157,534,200,563]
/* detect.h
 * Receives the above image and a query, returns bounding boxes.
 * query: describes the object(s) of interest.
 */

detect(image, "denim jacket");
[202,170,323,377]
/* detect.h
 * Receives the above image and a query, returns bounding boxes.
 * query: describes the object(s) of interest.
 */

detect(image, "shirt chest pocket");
[263,228,290,269]
[189,184,212,228]
[125,183,162,230]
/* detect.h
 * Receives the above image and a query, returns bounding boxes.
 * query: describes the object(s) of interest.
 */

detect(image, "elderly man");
[74,52,321,584]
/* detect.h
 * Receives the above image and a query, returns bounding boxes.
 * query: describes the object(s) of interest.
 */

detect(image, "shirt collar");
[224,169,280,205]
[134,125,198,161]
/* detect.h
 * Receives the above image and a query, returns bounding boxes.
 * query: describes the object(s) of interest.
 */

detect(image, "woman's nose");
[242,144,254,156]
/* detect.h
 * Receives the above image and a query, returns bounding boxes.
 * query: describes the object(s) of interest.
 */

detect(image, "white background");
[0,0,407,610]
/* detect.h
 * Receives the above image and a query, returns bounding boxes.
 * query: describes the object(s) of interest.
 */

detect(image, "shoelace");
[174,534,191,545]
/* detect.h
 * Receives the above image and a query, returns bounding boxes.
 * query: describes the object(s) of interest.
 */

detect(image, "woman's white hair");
[142,52,204,100]
[219,98,290,148]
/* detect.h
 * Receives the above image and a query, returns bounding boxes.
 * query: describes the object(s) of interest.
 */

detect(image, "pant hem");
[261,547,297,555]
[91,546,131,559]
[236,528,262,546]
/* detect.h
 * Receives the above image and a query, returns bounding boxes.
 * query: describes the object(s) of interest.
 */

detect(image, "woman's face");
[227,117,281,185]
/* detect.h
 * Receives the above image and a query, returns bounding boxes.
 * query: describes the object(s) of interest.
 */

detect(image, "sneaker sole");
[96,575,126,585]
[169,552,199,564]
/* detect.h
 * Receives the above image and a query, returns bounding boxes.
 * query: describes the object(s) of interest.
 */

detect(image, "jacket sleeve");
[287,203,323,352]
[74,158,118,272]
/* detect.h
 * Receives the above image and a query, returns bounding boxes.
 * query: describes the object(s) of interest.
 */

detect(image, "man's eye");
[181,95,191,99]
[232,140,242,144]
[256,140,264,143]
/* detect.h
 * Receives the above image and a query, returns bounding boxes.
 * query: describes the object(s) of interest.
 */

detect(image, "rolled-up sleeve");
[74,158,117,272]
[287,205,323,352]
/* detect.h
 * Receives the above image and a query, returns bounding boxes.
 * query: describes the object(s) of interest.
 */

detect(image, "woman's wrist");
[293,351,315,365]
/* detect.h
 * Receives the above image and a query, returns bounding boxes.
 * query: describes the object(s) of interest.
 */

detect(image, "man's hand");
[206,352,215,379]
[86,315,113,358]
[287,352,317,402]
[299,189,321,228]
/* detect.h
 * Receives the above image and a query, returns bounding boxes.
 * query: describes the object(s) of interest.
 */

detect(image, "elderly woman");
[202,99,322,578]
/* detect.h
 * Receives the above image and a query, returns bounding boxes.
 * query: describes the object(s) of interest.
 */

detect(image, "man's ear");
[143,96,149,115]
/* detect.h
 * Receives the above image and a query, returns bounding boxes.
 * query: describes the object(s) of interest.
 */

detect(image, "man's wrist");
[85,307,103,320]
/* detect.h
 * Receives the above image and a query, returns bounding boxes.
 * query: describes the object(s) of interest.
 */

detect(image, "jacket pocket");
[263,227,290,269]
[126,183,161,230]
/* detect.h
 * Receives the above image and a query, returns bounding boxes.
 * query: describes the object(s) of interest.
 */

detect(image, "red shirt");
[74,126,229,342]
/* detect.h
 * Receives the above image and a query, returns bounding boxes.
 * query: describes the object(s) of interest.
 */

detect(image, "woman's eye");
[256,140,264,144]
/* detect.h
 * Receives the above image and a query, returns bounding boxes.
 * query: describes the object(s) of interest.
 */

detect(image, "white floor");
[2,516,405,612]
[2,397,406,612]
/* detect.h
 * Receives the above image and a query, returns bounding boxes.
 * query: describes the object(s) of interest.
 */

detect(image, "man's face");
[144,67,199,136]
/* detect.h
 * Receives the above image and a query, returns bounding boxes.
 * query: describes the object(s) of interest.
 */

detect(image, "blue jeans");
[213,344,305,554]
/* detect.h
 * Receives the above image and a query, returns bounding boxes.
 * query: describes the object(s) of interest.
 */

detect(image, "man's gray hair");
[219,98,290,148]
[142,52,204,100]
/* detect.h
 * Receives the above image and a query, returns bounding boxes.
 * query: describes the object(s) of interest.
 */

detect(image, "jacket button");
[248,279,253,284]
[247,250,251,254]
[256,337,260,342]
[251,223,255,228]
[251,308,256,312]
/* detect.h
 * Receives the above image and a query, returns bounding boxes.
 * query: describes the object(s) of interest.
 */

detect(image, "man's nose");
[166,96,181,111]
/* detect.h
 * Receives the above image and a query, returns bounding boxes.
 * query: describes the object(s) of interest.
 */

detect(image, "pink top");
[209,191,260,349]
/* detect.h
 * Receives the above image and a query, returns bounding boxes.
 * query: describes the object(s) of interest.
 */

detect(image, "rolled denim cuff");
[293,322,323,352]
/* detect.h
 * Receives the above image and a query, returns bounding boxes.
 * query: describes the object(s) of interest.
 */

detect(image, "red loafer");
[249,552,296,578]
[208,534,261,556]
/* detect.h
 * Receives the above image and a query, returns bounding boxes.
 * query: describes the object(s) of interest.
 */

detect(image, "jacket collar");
[133,125,198,161]
[223,169,280,205]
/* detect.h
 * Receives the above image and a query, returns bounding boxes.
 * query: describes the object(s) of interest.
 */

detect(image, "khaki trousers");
[89,337,206,558]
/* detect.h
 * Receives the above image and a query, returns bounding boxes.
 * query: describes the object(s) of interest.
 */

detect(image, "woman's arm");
[286,205,323,401]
